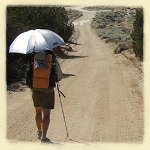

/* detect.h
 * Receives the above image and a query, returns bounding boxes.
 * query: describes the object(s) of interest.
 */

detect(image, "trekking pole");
[56,83,69,137]
[56,83,81,143]
[56,86,65,98]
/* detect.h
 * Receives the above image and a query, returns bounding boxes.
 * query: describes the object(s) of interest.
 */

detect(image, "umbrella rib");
[27,31,35,53]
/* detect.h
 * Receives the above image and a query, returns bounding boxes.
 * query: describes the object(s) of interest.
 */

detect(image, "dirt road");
[7,7,144,143]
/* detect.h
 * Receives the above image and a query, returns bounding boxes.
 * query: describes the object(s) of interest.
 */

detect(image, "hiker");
[26,50,63,142]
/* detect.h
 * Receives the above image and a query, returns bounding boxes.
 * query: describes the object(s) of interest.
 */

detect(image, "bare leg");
[42,108,51,139]
[35,107,42,131]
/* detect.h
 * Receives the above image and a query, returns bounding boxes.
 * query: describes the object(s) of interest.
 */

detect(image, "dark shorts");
[32,88,55,109]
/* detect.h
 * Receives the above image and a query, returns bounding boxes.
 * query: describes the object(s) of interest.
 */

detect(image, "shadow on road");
[54,43,88,59]
[68,40,82,45]
[7,81,27,92]
[63,73,76,79]
[41,140,61,145]
[54,46,88,59]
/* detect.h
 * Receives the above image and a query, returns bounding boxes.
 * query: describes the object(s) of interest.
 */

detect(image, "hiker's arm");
[54,59,59,82]
[55,59,63,82]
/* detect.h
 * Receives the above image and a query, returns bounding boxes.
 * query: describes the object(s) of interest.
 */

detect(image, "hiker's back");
[26,51,57,90]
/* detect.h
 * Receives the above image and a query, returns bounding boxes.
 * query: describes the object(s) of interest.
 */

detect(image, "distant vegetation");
[7,6,75,84]
[91,6,143,60]
[91,10,133,42]
[67,9,83,23]
[83,6,114,11]
[83,6,131,11]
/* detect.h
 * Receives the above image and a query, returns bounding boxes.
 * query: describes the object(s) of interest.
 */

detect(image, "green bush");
[130,8,143,60]
[6,6,74,84]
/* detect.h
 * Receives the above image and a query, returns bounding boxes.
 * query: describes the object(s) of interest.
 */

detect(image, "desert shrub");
[67,9,83,23]
[91,10,133,43]
[114,41,133,54]
[130,8,143,60]
[96,25,131,43]
[83,6,117,11]
[91,11,125,29]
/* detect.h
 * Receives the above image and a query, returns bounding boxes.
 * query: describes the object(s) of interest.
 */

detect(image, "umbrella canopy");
[9,29,65,54]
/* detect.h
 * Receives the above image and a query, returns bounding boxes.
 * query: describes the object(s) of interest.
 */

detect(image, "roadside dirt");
[7,6,144,144]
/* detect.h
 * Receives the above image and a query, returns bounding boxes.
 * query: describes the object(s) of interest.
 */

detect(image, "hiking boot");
[36,130,42,139]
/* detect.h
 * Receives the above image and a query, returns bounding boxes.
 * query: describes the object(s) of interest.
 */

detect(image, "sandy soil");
[7,7,144,144]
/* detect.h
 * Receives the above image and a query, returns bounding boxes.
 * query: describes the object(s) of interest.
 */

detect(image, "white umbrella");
[9,29,65,54]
